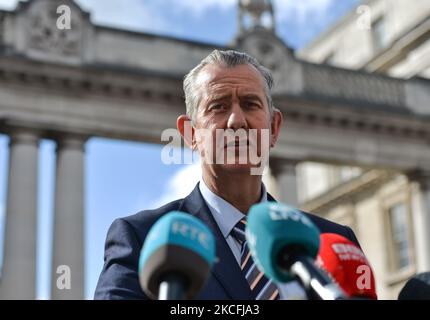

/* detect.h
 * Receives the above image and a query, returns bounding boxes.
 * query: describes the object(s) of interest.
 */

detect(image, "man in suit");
[94,50,365,300]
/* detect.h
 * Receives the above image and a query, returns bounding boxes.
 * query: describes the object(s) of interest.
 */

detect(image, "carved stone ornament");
[236,30,295,88]
[26,0,82,58]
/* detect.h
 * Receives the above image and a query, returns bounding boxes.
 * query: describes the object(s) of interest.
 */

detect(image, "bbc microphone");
[245,202,347,300]
[138,211,216,300]
[316,233,377,299]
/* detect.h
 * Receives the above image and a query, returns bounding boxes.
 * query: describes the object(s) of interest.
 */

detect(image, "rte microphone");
[245,202,347,300]
[398,272,430,300]
[138,211,216,300]
[316,233,377,299]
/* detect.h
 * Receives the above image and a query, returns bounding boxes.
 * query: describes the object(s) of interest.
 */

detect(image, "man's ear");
[270,108,283,148]
[177,114,195,149]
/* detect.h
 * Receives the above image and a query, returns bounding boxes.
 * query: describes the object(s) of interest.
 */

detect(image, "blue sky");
[0,0,361,299]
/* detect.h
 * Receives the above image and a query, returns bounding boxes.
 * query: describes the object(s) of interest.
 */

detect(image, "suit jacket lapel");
[178,183,255,300]
[267,193,276,202]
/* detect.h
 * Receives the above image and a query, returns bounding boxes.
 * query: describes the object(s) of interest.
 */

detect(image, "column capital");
[8,130,40,146]
[55,134,89,152]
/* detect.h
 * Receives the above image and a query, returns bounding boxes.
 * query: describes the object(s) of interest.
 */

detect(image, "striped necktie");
[232,219,280,300]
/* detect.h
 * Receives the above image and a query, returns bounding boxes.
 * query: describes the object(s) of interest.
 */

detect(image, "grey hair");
[183,50,274,120]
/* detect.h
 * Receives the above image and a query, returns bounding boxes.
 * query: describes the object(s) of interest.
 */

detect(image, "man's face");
[190,63,280,174]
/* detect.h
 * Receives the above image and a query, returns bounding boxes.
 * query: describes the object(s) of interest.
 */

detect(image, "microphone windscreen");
[398,272,430,300]
[138,211,216,299]
[246,202,320,283]
[317,233,377,299]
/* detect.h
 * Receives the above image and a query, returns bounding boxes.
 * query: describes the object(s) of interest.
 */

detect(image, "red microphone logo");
[316,233,377,299]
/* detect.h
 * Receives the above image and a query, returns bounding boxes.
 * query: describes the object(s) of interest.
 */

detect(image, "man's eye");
[245,101,260,109]
[209,104,224,111]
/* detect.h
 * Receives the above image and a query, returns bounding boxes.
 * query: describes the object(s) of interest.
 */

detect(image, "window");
[388,203,411,271]
[340,167,362,182]
[326,165,362,188]
[372,17,389,53]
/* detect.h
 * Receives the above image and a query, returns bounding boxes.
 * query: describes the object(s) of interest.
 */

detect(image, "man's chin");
[216,162,264,175]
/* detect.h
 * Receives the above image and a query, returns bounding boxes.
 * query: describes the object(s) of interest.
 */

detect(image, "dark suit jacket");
[94,183,361,300]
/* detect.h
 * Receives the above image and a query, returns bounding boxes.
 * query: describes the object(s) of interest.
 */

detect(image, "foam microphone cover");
[138,211,216,299]
[317,233,377,299]
[246,202,321,283]
[398,272,430,300]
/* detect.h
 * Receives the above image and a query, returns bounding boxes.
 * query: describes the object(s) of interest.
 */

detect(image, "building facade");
[297,0,430,299]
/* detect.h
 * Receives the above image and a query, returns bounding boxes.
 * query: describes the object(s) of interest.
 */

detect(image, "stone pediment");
[13,0,92,65]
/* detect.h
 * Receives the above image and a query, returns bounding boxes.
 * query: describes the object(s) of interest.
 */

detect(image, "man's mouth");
[224,139,250,148]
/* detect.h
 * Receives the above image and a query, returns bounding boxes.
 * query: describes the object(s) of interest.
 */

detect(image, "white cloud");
[162,0,336,23]
[0,0,22,10]
[169,0,334,19]
[77,0,170,34]
[272,0,354,48]
[0,0,168,35]
[274,0,336,24]
[75,0,235,35]
[169,0,237,16]
[149,162,202,209]
[0,0,337,25]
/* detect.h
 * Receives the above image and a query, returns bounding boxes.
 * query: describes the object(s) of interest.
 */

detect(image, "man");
[94,50,364,300]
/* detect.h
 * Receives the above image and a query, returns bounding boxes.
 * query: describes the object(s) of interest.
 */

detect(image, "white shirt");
[198,179,307,300]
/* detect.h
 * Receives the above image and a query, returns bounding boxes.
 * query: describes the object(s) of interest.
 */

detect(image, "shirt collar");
[199,178,268,239]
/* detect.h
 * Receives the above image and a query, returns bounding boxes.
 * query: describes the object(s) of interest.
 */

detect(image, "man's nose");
[227,103,247,130]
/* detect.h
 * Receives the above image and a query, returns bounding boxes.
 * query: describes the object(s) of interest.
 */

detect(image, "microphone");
[245,202,347,300]
[138,211,216,300]
[316,233,377,299]
[398,272,430,300]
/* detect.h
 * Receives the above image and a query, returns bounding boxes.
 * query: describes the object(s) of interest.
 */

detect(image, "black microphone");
[245,202,347,300]
[398,272,430,300]
[138,211,216,300]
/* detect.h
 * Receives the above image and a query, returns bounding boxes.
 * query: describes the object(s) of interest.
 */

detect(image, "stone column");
[270,158,300,207]
[51,136,86,299]
[0,131,39,299]
[409,170,430,272]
